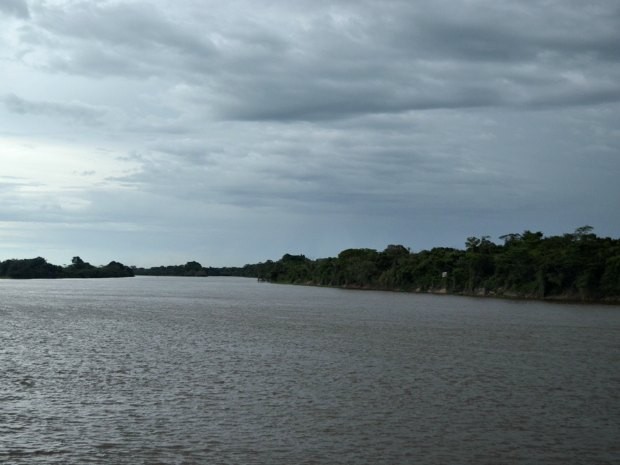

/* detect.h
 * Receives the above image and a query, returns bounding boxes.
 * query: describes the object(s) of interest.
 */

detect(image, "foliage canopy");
[218,227,620,303]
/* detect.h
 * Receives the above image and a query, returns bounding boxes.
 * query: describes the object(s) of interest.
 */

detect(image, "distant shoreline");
[244,228,620,305]
[3,227,619,305]
[0,256,133,279]
[260,279,620,306]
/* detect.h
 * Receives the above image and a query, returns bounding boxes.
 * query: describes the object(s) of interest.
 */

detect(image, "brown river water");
[1,276,619,464]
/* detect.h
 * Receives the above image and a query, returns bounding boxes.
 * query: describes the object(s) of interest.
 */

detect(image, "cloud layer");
[1,0,619,265]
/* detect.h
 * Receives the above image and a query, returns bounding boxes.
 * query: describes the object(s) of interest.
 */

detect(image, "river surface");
[1,276,619,464]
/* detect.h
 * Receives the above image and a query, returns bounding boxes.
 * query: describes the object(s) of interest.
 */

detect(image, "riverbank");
[262,279,620,305]
[0,256,134,279]
[243,229,620,305]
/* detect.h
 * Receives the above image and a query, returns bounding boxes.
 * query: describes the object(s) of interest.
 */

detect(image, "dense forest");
[3,227,619,302]
[0,256,134,279]
[133,261,208,277]
[207,265,258,277]
[233,227,620,303]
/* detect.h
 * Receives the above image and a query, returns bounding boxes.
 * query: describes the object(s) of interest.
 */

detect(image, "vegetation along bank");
[221,227,620,304]
[3,227,619,303]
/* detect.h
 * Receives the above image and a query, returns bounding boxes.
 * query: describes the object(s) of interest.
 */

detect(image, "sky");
[1,0,619,267]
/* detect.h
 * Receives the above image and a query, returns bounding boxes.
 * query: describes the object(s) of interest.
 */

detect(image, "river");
[1,276,618,464]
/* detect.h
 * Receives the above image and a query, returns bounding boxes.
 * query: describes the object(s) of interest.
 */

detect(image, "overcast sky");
[1,0,619,267]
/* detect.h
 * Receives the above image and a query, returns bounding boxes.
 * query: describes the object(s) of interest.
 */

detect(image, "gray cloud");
[26,1,214,78]
[0,0,29,19]
[1,0,619,265]
[3,93,107,124]
[209,0,620,120]
[105,111,535,222]
[36,1,213,54]
[8,0,615,122]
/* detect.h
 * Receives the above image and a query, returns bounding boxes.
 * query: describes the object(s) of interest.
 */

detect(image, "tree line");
[133,261,208,277]
[237,227,620,303]
[0,256,134,279]
[3,227,618,301]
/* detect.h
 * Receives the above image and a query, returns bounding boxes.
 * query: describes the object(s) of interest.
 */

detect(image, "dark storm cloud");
[2,93,106,124]
[0,0,29,19]
[391,1,620,64]
[205,0,620,120]
[16,0,619,121]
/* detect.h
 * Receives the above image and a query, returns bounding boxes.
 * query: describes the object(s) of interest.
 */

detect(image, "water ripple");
[1,277,619,464]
